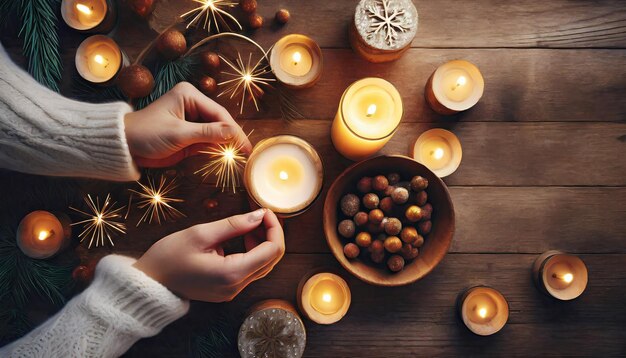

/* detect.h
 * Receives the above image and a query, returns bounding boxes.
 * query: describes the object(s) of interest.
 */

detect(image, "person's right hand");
[133,208,285,302]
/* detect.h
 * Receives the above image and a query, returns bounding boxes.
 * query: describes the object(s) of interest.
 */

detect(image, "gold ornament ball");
[248,14,263,29]
[275,9,290,24]
[198,76,218,96]
[156,29,187,60]
[117,65,155,99]
[240,0,257,13]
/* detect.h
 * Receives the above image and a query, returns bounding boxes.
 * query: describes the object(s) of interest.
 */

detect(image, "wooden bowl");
[323,155,455,286]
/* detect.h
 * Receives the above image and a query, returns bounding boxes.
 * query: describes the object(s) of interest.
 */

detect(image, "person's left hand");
[123,82,252,167]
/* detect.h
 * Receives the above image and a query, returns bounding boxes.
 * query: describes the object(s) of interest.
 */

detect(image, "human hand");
[133,208,285,302]
[124,82,252,168]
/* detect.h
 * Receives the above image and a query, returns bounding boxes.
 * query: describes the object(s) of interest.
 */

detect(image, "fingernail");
[220,125,236,140]
[248,208,266,222]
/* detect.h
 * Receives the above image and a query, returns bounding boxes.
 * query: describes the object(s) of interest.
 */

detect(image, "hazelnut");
[363,193,380,210]
[383,185,396,197]
[379,197,394,215]
[400,227,418,244]
[384,236,402,253]
[384,218,402,236]
[421,203,433,221]
[356,232,372,248]
[343,243,360,259]
[369,239,384,254]
[414,190,428,206]
[412,234,425,248]
[371,251,386,264]
[405,205,424,222]
[275,9,290,24]
[199,51,220,72]
[338,220,356,238]
[387,255,405,272]
[340,194,360,217]
[198,76,217,96]
[357,177,373,193]
[373,175,389,192]
[391,187,409,205]
[400,243,419,260]
[387,173,401,185]
[410,176,429,191]
[248,13,263,29]
[418,220,432,235]
[239,0,256,13]
[368,209,384,224]
[354,212,368,226]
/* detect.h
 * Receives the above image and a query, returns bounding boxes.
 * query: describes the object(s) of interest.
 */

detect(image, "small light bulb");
[433,148,445,160]
[322,293,332,303]
[279,171,289,181]
[75,3,92,15]
[293,51,302,65]
[478,307,487,318]
[38,231,50,241]
[366,104,377,117]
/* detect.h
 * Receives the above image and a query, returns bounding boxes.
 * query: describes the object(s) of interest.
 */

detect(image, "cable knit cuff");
[83,255,189,338]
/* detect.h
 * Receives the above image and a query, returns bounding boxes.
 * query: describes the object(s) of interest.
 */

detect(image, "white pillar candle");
[412,129,462,178]
[244,136,323,218]
[425,60,484,115]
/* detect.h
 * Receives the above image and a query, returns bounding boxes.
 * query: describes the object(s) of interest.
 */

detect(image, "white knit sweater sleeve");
[0,255,190,358]
[0,44,140,181]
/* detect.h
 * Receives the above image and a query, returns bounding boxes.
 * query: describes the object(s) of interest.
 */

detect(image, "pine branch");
[135,57,196,110]
[18,0,63,92]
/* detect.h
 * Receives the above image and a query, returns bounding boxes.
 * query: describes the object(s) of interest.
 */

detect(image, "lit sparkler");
[180,0,241,33]
[195,139,248,193]
[218,52,276,114]
[129,175,185,226]
[70,194,126,248]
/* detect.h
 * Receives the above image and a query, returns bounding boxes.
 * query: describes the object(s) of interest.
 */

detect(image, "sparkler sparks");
[180,0,241,33]
[195,140,248,193]
[70,194,126,248]
[129,175,185,226]
[218,52,275,114]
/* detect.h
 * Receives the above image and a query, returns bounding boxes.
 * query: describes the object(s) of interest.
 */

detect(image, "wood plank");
[251,0,626,49]
[118,253,626,357]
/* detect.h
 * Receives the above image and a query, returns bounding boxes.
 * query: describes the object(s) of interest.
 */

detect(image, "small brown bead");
[379,197,394,215]
[363,193,380,210]
[340,194,360,217]
[357,177,373,193]
[405,205,424,222]
[387,255,405,272]
[368,209,384,224]
[400,227,418,244]
[200,51,221,72]
[239,0,257,13]
[400,243,419,260]
[275,9,290,24]
[410,176,429,191]
[356,232,372,248]
[248,13,263,29]
[198,76,217,96]
[343,243,360,259]
[354,212,369,226]
[373,175,389,192]
[387,173,401,185]
[414,190,428,206]
[418,220,432,235]
[384,236,402,253]
[391,187,409,205]
[338,219,356,238]
[384,218,402,236]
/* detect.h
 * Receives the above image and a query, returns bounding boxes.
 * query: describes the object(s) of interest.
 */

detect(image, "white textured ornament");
[355,0,418,50]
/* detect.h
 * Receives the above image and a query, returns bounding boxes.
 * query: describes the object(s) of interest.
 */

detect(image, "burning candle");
[244,135,324,218]
[298,272,351,325]
[17,211,71,259]
[61,0,114,32]
[270,34,323,89]
[75,35,125,84]
[412,129,462,178]
[532,250,588,300]
[331,78,403,161]
[458,286,509,336]
[425,60,484,115]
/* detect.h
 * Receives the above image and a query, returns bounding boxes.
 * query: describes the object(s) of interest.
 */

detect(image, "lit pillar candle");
[244,135,324,218]
[425,60,484,115]
[412,128,462,178]
[532,250,588,300]
[458,286,509,336]
[61,0,115,32]
[270,34,323,89]
[297,272,351,325]
[75,35,125,84]
[331,78,403,161]
[17,211,71,259]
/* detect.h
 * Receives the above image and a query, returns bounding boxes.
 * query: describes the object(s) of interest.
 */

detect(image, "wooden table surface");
[2,0,626,357]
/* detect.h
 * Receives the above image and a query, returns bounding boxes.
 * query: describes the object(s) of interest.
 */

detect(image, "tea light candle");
[532,250,588,300]
[458,286,509,336]
[425,60,484,115]
[244,135,324,218]
[270,34,323,89]
[75,35,125,84]
[61,0,115,32]
[412,129,462,178]
[17,211,70,259]
[297,272,351,325]
[331,78,403,161]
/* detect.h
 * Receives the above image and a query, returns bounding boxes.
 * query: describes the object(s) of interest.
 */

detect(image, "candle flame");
[292,51,302,65]
[366,104,377,117]
[322,293,332,303]
[454,76,467,89]
[478,307,487,318]
[563,273,574,283]
[433,147,445,160]
[94,54,109,68]
[279,171,289,181]
[38,230,50,241]
[75,3,93,15]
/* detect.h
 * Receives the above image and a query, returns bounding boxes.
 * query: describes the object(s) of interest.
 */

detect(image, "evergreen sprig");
[135,56,196,110]
[191,312,240,358]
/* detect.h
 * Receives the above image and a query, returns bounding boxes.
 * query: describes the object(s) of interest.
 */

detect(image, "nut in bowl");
[323,155,455,286]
